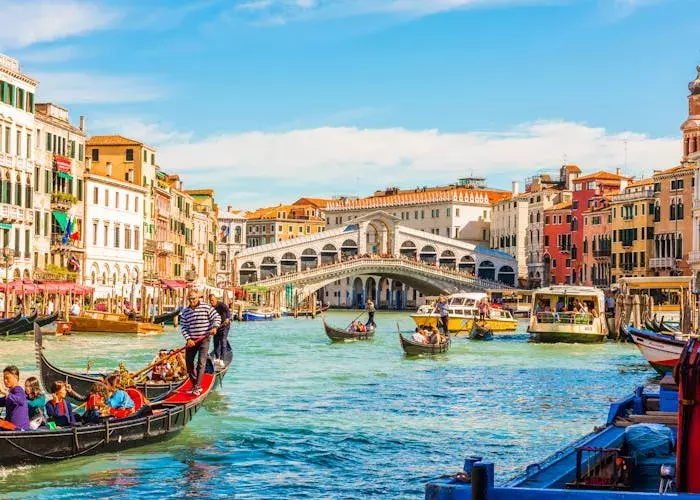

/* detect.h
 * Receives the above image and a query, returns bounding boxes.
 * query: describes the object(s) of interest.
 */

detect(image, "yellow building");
[185,189,218,286]
[609,179,656,282]
[246,202,326,247]
[160,174,194,280]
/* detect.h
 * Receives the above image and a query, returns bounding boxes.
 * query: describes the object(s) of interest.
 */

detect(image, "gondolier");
[434,295,449,335]
[180,291,221,396]
[209,294,231,368]
[366,299,376,328]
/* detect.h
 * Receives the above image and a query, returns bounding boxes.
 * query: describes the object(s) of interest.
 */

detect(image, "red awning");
[160,279,190,290]
[54,156,72,173]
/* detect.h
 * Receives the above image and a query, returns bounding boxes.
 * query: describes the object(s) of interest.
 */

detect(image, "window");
[572,200,579,209]
[93,221,98,246]
[151,153,155,164]
[135,227,140,250]
[115,192,120,209]
[114,224,120,248]
[78,144,84,161]
[77,179,83,201]
[545,216,550,224]
[104,224,109,246]
[34,211,40,236]
[544,235,549,246]
[26,133,31,160]
[566,259,571,268]
[105,189,109,207]
[91,149,99,162]
[125,148,134,162]
[125,226,132,249]
[93,187,98,204]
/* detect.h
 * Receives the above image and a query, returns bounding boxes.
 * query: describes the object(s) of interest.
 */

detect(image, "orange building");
[542,201,573,285]
[246,199,329,248]
[581,195,614,287]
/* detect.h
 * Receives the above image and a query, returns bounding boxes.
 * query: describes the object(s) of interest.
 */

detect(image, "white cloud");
[0,0,121,50]
[148,120,679,208]
[90,117,192,145]
[33,72,164,104]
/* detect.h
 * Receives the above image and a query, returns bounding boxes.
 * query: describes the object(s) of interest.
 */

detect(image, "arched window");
[571,218,578,231]
[654,203,661,222]
[583,238,588,253]
[677,201,684,220]
[219,251,227,270]
[536,212,540,223]
[677,235,683,260]
[670,202,676,221]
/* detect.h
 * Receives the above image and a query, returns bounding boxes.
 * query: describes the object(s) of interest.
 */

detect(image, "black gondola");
[644,319,660,332]
[35,324,233,403]
[659,321,680,333]
[151,307,181,325]
[469,321,493,340]
[0,312,21,328]
[398,323,450,355]
[1,311,38,335]
[5,312,58,336]
[0,326,222,467]
[322,314,375,341]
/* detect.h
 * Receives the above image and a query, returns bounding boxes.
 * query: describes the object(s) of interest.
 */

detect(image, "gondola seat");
[125,387,146,411]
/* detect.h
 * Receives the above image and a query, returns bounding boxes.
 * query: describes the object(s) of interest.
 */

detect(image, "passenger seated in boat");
[0,365,30,431]
[167,350,187,381]
[412,328,428,343]
[556,299,564,312]
[46,381,77,427]
[151,349,171,382]
[105,375,135,419]
[83,382,110,424]
[24,376,47,430]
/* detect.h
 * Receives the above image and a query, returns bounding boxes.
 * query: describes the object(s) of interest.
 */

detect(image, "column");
[387,279,393,309]
[401,284,407,310]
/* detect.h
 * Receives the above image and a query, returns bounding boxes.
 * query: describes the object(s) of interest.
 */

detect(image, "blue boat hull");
[242,311,275,321]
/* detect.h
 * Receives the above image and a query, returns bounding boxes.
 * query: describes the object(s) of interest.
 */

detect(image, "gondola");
[398,323,451,355]
[1,311,38,335]
[35,324,233,403]
[1,331,221,467]
[469,320,493,340]
[0,312,21,328]
[659,320,680,333]
[5,313,58,336]
[644,319,659,332]
[322,314,375,341]
[151,307,181,325]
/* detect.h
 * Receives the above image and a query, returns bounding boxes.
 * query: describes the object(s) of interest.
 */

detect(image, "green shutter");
[9,85,14,106]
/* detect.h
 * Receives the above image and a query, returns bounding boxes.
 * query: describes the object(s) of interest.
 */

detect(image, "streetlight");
[2,247,14,318]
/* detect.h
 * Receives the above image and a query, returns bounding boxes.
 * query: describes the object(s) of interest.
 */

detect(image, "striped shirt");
[181,302,221,341]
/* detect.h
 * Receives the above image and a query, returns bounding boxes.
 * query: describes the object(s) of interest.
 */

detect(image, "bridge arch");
[301,248,318,270]
[352,277,364,307]
[365,277,377,303]
[260,256,278,279]
[477,260,495,280]
[280,252,298,274]
[439,250,456,270]
[400,241,417,259]
[240,261,258,283]
[419,245,437,264]
[341,239,358,259]
[320,244,338,266]
[497,265,516,287]
[459,255,475,274]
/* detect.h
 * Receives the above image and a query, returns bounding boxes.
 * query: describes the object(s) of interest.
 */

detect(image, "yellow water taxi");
[410,292,518,333]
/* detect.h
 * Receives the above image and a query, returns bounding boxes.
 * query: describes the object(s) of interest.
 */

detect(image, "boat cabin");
[616,276,694,323]
[530,286,605,326]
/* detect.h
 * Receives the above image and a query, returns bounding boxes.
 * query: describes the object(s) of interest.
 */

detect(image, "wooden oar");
[345,310,366,330]
[132,331,213,380]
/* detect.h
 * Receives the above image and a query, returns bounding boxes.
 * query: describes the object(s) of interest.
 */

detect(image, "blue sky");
[1,0,698,209]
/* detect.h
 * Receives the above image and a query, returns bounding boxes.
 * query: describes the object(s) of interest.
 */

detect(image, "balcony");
[24,209,33,225]
[689,250,700,266]
[50,192,76,211]
[157,240,174,254]
[593,249,611,258]
[0,204,24,223]
[144,239,156,254]
[185,270,197,281]
[620,263,635,272]
[611,189,656,203]
[649,257,677,269]
[51,234,84,252]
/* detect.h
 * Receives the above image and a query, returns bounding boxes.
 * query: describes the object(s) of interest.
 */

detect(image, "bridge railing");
[245,255,515,291]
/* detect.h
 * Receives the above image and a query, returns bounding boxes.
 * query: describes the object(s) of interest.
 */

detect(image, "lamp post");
[2,248,14,318]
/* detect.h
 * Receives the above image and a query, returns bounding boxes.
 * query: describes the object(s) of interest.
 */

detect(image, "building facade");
[246,203,326,248]
[581,196,613,287]
[609,180,655,282]
[33,103,87,282]
[216,207,247,288]
[186,189,217,287]
[84,173,146,301]
[542,201,572,285]
[490,182,528,285]
[0,54,37,283]
[650,165,693,276]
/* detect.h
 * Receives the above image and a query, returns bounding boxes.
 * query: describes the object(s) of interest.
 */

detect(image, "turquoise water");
[0,312,657,498]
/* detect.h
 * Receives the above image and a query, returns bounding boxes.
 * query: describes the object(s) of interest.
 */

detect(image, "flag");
[219,225,229,242]
[63,218,72,244]
[68,255,80,271]
[70,231,80,241]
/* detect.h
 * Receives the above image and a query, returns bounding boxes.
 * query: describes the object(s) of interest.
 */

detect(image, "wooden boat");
[35,324,233,402]
[55,320,72,335]
[322,315,375,341]
[0,357,220,467]
[2,311,38,335]
[242,310,275,321]
[411,292,518,333]
[398,323,451,355]
[152,307,181,325]
[644,319,659,332]
[5,313,58,336]
[469,321,493,340]
[70,311,164,334]
[0,312,21,328]
[625,325,686,374]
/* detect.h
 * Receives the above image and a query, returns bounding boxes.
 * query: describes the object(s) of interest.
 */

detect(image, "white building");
[0,54,37,283]
[216,206,247,288]
[84,172,147,302]
[490,182,528,284]
[33,103,87,279]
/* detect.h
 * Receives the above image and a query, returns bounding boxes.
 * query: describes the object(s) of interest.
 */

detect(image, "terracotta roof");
[653,165,694,177]
[563,164,582,173]
[327,187,510,211]
[546,201,572,211]
[573,170,633,183]
[185,189,215,198]
[87,135,144,147]
[627,178,654,187]
[292,197,334,208]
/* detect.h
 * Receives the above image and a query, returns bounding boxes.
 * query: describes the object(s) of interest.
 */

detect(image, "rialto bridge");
[233,212,517,306]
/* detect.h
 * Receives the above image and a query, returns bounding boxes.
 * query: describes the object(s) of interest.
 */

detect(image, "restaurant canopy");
[0,281,94,295]
[160,279,190,290]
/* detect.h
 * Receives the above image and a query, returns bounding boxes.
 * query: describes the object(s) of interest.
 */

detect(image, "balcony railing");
[689,250,700,265]
[50,192,76,211]
[144,239,156,254]
[649,257,677,269]
[593,249,611,258]
[51,234,83,250]
[611,189,656,203]
[157,240,174,254]
[620,263,635,272]
[0,204,24,223]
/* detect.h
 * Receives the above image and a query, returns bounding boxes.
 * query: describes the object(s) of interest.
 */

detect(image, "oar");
[132,332,213,381]
[345,310,366,330]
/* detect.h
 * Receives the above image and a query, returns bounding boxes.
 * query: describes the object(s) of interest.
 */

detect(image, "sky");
[0,0,698,209]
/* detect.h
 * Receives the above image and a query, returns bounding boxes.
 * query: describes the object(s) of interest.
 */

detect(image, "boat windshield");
[627,287,681,306]
[533,311,595,325]
[448,297,467,306]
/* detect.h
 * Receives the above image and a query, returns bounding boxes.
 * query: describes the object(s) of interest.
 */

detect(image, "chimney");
[616,167,621,176]
[79,115,85,131]
[227,205,232,212]
[511,180,519,196]
[106,162,112,177]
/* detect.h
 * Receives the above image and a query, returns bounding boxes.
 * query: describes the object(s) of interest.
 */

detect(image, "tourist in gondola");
[0,366,29,431]
[46,381,77,427]
[25,377,47,429]
[151,349,172,382]
[83,382,110,424]
[366,299,376,328]
[412,328,428,344]
[435,295,449,334]
[181,291,221,396]
[209,294,231,368]
[104,374,135,418]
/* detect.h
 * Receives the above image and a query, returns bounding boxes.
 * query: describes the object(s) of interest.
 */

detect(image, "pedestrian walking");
[180,291,221,396]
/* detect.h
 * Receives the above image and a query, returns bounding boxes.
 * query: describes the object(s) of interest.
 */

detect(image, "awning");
[54,156,72,173]
[0,223,11,230]
[52,211,69,232]
[57,172,73,181]
[161,279,190,290]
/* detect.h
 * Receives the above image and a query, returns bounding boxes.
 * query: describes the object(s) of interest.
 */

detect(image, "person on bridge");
[434,295,449,335]
[365,299,376,328]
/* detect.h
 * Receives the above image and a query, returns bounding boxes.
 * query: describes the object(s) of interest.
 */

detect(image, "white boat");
[625,326,685,374]
[527,286,607,343]
[410,292,518,332]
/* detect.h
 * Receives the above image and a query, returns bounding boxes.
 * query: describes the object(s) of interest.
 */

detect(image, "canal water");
[0,312,657,498]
